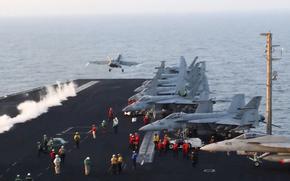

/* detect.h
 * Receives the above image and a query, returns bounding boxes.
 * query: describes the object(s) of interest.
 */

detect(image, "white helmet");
[27,173,31,176]
[55,154,59,157]
[61,145,64,149]
[86,157,90,160]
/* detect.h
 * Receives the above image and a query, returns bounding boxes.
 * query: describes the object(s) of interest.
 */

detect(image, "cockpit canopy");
[165,112,185,119]
[235,132,266,140]
[139,96,151,102]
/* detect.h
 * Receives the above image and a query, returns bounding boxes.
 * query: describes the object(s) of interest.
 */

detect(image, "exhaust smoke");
[0,82,76,133]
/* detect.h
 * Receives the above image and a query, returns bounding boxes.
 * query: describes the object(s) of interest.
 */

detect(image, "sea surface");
[0,13,289,135]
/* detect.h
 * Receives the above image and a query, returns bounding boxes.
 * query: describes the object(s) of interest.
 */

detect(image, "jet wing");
[86,60,108,65]
[155,98,194,104]
[186,118,241,125]
[259,143,290,149]
[120,61,139,66]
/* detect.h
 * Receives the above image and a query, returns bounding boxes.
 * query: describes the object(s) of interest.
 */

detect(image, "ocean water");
[0,13,289,135]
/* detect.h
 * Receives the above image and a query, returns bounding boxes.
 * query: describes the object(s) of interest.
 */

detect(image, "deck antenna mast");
[260,32,281,135]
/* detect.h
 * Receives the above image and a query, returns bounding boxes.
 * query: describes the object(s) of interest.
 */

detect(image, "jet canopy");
[235,132,266,140]
[165,112,185,119]
[139,96,151,102]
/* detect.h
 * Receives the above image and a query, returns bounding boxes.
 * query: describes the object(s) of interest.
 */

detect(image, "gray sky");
[1,0,289,17]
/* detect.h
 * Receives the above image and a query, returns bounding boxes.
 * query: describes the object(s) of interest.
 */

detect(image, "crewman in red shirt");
[157,140,163,156]
[91,124,97,139]
[134,132,140,150]
[182,142,190,159]
[143,114,149,125]
[129,133,135,150]
[108,107,114,121]
[172,141,179,158]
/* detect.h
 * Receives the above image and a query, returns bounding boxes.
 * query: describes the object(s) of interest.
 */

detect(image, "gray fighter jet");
[86,54,138,72]
[123,70,211,113]
[129,57,206,102]
[133,56,199,93]
[201,132,290,166]
[139,94,263,135]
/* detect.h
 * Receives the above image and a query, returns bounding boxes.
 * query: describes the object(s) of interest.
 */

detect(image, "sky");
[0,0,290,17]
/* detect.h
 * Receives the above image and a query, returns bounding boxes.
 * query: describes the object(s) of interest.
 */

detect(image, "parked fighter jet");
[201,132,290,166]
[133,56,199,93]
[123,71,211,113]
[86,54,138,72]
[129,58,206,102]
[139,95,263,135]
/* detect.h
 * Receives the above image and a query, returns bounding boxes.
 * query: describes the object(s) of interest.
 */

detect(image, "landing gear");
[109,69,112,72]
[254,161,260,167]
[249,153,264,167]
[121,69,124,72]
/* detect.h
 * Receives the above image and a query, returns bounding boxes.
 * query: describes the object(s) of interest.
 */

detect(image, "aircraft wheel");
[169,144,173,149]
[109,69,111,72]
[254,161,260,167]
[122,69,124,72]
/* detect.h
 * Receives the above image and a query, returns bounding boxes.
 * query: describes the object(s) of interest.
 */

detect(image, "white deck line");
[76,81,99,93]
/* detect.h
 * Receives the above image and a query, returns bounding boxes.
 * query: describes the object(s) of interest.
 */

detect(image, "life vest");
[111,157,118,165]
[74,134,80,141]
[153,135,160,142]
[173,143,179,151]
[118,156,123,163]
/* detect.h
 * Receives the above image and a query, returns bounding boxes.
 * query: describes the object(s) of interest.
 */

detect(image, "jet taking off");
[139,94,263,135]
[86,54,138,72]
[201,132,290,166]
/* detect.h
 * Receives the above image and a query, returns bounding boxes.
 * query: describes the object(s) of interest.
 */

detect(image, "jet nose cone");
[200,144,216,152]
[139,124,153,132]
[122,105,133,112]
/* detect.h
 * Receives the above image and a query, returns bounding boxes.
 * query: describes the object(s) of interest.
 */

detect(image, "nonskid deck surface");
[0,79,289,181]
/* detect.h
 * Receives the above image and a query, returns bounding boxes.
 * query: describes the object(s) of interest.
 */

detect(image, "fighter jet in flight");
[139,95,263,135]
[86,54,138,72]
[201,132,290,167]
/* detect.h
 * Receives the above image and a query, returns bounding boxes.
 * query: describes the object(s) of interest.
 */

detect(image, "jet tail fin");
[227,94,245,113]
[234,96,262,120]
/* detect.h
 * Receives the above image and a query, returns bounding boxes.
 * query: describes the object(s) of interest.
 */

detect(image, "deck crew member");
[50,149,56,163]
[53,154,61,174]
[25,173,33,181]
[14,174,22,181]
[134,132,140,150]
[143,114,149,125]
[172,141,179,158]
[73,132,81,149]
[101,120,107,133]
[84,157,91,175]
[43,134,48,151]
[190,149,199,167]
[153,133,160,149]
[129,133,135,150]
[163,134,170,153]
[37,141,42,157]
[182,142,190,159]
[108,107,114,121]
[157,140,163,156]
[112,117,119,134]
[58,145,65,162]
[91,124,97,139]
[131,151,138,170]
[53,155,61,175]
[110,154,118,174]
[117,153,123,174]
